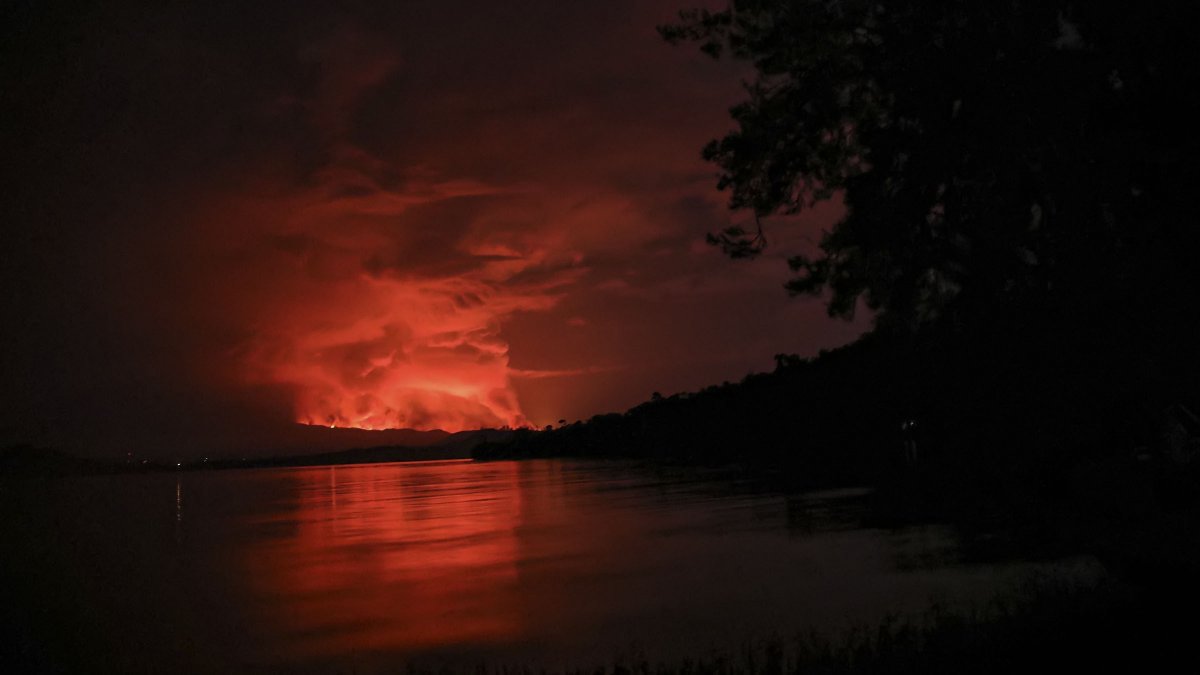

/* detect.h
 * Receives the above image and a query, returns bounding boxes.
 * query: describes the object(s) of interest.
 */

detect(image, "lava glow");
[161,13,837,440]
[4,3,874,456]
[241,462,524,656]
[244,245,568,432]
[221,143,580,432]
[281,296,531,431]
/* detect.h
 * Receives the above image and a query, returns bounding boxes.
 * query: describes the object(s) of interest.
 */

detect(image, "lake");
[1,459,1098,673]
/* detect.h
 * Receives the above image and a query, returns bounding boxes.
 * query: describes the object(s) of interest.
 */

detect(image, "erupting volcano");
[230,190,567,433]
[287,327,528,432]
[0,3,862,456]
[280,311,530,432]
[218,147,576,434]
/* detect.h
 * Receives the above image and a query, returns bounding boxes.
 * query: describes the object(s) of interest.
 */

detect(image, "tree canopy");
[662,1,1200,336]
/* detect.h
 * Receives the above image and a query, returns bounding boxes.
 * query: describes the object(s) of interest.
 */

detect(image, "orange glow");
[241,461,524,658]
[215,145,584,432]
[165,22,848,438]
[275,289,532,431]
[4,6,877,456]
[249,268,553,431]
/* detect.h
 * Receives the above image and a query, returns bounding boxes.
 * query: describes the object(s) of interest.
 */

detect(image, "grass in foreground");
[397,575,1195,675]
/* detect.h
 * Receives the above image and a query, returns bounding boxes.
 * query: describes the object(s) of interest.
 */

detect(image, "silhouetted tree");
[662,1,1200,339]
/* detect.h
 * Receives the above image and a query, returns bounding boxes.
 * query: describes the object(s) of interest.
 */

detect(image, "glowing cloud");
[193,27,592,433]
[221,143,582,432]
[4,3,869,456]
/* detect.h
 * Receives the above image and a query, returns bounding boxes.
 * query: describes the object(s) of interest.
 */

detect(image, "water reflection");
[242,461,524,659]
[175,475,183,545]
[165,459,1097,669]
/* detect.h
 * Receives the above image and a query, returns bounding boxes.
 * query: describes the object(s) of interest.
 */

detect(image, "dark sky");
[1,1,867,457]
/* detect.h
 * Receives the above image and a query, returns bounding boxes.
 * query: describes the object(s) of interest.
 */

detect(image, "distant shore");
[0,440,486,477]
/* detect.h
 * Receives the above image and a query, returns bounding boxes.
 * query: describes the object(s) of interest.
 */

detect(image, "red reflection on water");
[241,461,523,659]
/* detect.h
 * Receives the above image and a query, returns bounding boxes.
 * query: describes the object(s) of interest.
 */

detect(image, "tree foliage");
[662,1,1200,333]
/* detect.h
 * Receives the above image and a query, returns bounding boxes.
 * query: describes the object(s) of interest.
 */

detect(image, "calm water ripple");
[1,459,1099,672]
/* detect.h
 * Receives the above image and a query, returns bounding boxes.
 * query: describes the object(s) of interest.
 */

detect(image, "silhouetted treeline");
[619,0,1200,497]
[475,315,1199,494]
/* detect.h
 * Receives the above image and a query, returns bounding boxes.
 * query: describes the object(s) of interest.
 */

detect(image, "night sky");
[1,1,868,457]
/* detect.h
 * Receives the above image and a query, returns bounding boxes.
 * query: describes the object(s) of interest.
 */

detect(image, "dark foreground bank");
[413,577,1196,674]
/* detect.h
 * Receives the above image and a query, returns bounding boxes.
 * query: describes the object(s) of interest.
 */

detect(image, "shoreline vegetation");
[6,324,1199,562]
[392,576,1191,674]
[469,323,1200,571]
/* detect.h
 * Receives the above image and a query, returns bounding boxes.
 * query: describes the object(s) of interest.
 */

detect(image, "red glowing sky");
[1,1,868,456]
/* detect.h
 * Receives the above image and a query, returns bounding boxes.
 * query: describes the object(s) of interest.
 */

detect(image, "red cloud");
[201,130,585,431]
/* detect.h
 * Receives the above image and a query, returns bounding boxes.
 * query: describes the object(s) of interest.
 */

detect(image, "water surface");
[1,459,1095,672]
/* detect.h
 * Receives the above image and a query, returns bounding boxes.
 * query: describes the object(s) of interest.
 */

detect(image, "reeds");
[395,572,1192,675]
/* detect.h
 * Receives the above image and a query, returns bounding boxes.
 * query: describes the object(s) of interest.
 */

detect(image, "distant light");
[176,462,182,467]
